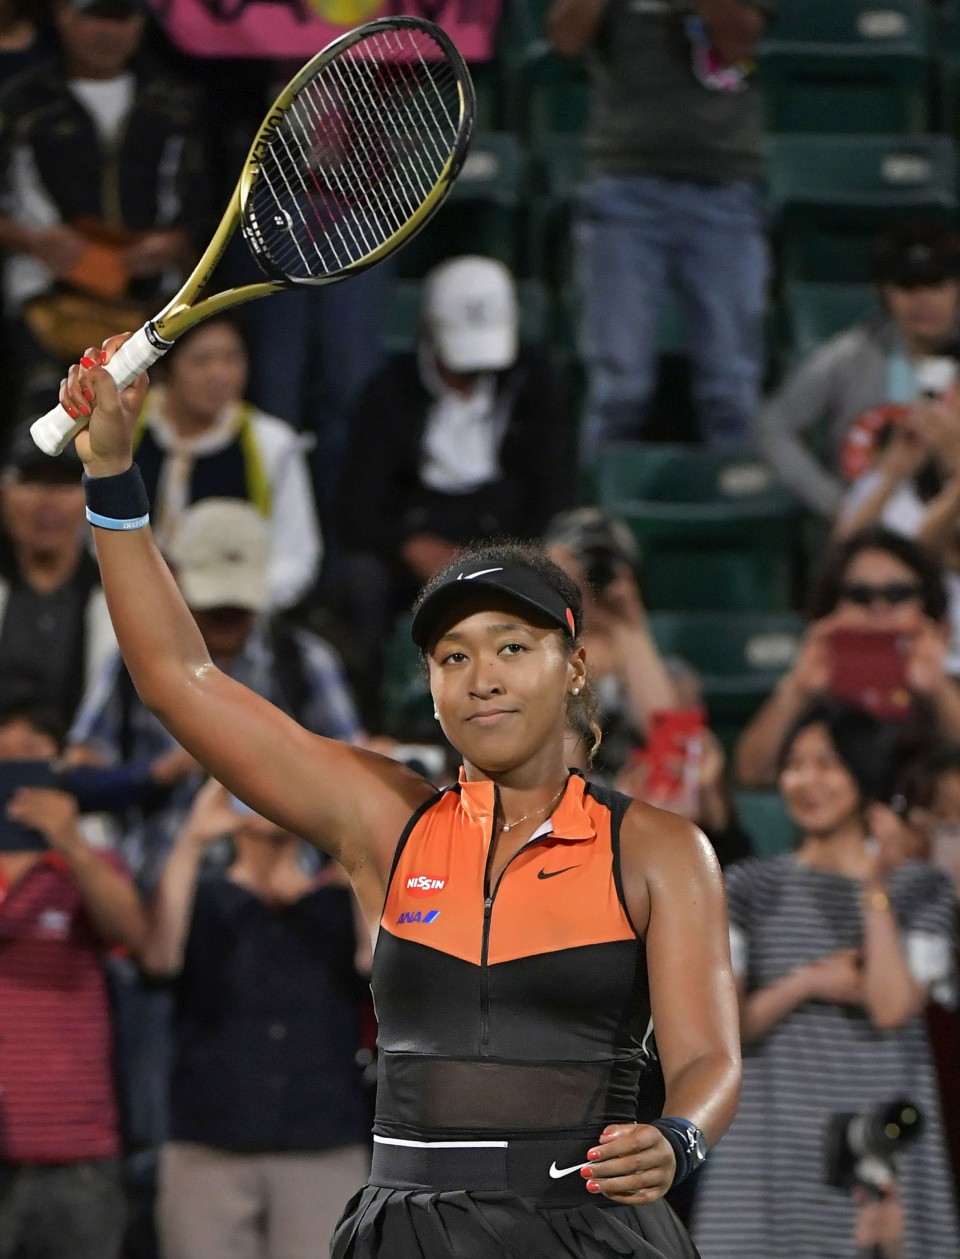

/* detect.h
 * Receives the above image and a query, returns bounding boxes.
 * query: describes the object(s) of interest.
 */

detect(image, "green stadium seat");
[396,132,527,278]
[733,789,797,858]
[766,134,957,282]
[648,611,803,729]
[526,131,585,282]
[759,0,933,134]
[595,443,804,611]
[381,615,434,740]
[781,281,879,361]
[384,277,552,355]
[513,45,590,137]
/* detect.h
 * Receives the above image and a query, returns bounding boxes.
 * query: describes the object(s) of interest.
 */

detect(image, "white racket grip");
[30,325,167,456]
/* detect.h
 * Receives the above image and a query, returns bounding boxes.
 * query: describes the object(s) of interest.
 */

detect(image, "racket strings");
[250,25,463,280]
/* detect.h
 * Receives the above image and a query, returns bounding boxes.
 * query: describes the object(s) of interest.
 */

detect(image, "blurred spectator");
[133,314,321,611]
[758,220,960,517]
[339,255,572,723]
[0,0,209,426]
[142,781,369,1259]
[243,254,388,563]
[734,527,960,787]
[0,0,54,89]
[70,499,361,888]
[886,743,960,1198]
[834,346,960,668]
[0,707,145,1259]
[545,508,679,775]
[613,658,753,873]
[549,0,770,455]
[693,701,959,1259]
[0,421,115,728]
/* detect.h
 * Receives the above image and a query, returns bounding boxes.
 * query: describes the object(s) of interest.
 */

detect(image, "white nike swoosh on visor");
[548,1160,590,1179]
[458,567,504,580]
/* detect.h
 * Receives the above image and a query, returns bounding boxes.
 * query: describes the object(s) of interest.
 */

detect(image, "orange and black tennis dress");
[331,771,700,1259]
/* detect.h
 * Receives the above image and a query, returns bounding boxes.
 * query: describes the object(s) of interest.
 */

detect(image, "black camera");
[582,546,622,595]
[825,1099,924,1192]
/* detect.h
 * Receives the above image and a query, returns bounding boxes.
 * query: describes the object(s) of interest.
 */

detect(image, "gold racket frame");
[151,16,475,343]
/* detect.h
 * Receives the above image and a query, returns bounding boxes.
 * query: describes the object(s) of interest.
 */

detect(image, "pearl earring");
[572,687,580,696]
[433,710,440,720]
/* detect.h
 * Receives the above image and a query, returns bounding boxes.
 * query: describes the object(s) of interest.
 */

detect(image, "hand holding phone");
[826,628,913,721]
[0,760,58,852]
[632,708,707,817]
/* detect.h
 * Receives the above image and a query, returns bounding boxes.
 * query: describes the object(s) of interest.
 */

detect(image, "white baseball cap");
[421,255,519,373]
[167,499,269,613]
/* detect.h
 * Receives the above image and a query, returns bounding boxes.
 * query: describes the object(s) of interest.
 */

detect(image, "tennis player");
[59,338,740,1258]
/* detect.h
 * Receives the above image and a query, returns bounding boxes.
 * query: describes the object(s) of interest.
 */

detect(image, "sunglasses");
[838,581,922,607]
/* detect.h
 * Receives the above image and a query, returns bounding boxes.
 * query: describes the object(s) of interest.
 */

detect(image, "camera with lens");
[544,508,640,596]
[582,546,622,595]
[824,1099,923,1192]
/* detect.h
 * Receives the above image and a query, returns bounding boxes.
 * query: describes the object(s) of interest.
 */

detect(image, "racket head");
[238,16,475,286]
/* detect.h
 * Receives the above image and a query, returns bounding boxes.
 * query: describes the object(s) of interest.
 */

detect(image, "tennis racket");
[31,16,475,456]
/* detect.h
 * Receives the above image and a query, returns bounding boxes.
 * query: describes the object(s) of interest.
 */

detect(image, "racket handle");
[30,325,167,456]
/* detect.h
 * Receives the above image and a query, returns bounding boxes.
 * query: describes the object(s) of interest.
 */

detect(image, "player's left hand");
[581,1123,676,1203]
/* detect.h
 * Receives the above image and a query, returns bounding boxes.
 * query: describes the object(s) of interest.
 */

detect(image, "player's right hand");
[59,335,149,477]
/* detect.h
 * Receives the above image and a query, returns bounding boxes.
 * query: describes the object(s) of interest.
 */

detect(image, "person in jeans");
[549,0,771,455]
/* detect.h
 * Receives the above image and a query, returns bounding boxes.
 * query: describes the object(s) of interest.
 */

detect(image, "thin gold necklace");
[500,781,568,833]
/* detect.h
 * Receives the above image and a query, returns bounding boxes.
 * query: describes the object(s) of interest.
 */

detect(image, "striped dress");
[692,855,959,1259]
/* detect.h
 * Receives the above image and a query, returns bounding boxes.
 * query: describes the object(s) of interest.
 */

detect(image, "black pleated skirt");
[330,1184,701,1259]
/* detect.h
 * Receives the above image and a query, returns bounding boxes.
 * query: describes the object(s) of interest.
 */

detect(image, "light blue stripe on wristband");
[85,508,150,531]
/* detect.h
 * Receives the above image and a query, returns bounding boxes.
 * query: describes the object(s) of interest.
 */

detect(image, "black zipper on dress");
[478,783,573,1056]
[479,791,498,1055]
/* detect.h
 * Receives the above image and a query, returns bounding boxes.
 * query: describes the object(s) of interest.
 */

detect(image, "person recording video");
[0,704,146,1259]
[544,507,679,777]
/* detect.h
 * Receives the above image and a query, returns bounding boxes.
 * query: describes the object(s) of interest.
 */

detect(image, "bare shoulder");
[618,799,724,934]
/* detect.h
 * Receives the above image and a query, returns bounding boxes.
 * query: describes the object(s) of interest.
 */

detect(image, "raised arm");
[140,779,236,976]
[7,787,146,951]
[59,343,432,895]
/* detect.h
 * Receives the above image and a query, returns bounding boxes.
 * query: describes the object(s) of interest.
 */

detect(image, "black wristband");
[650,1118,705,1186]
[83,464,150,524]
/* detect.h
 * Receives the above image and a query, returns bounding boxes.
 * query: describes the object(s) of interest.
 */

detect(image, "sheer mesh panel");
[376,1053,646,1138]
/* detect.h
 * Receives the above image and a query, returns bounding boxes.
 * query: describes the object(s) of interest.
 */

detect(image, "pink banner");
[152,0,504,60]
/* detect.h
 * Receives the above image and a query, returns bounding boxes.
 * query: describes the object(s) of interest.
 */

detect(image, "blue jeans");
[244,267,390,514]
[575,174,768,456]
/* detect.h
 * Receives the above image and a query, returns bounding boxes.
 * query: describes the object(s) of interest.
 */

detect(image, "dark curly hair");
[412,541,603,765]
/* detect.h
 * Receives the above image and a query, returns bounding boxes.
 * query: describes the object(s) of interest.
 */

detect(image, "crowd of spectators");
[0,2,959,1258]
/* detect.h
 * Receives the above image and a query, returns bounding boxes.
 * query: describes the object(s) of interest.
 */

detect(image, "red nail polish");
[82,388,94,402]
[79,404,90,417]
[588,1150,600,1160]
[67,408,78,420]
[586,1181,600,1193]
[99,351,107,365]
[79,356,95,369]
[580,1167,591,1178]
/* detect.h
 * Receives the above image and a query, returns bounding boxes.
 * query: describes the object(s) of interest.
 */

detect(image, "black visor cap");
[411,560,579,650]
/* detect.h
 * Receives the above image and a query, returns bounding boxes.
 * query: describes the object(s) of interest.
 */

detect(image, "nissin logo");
[398,910,441,925]
[406,875,446,897]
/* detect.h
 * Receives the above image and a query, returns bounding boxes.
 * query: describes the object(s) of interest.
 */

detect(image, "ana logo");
[406,875,446,898]
[398,910,441,925]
